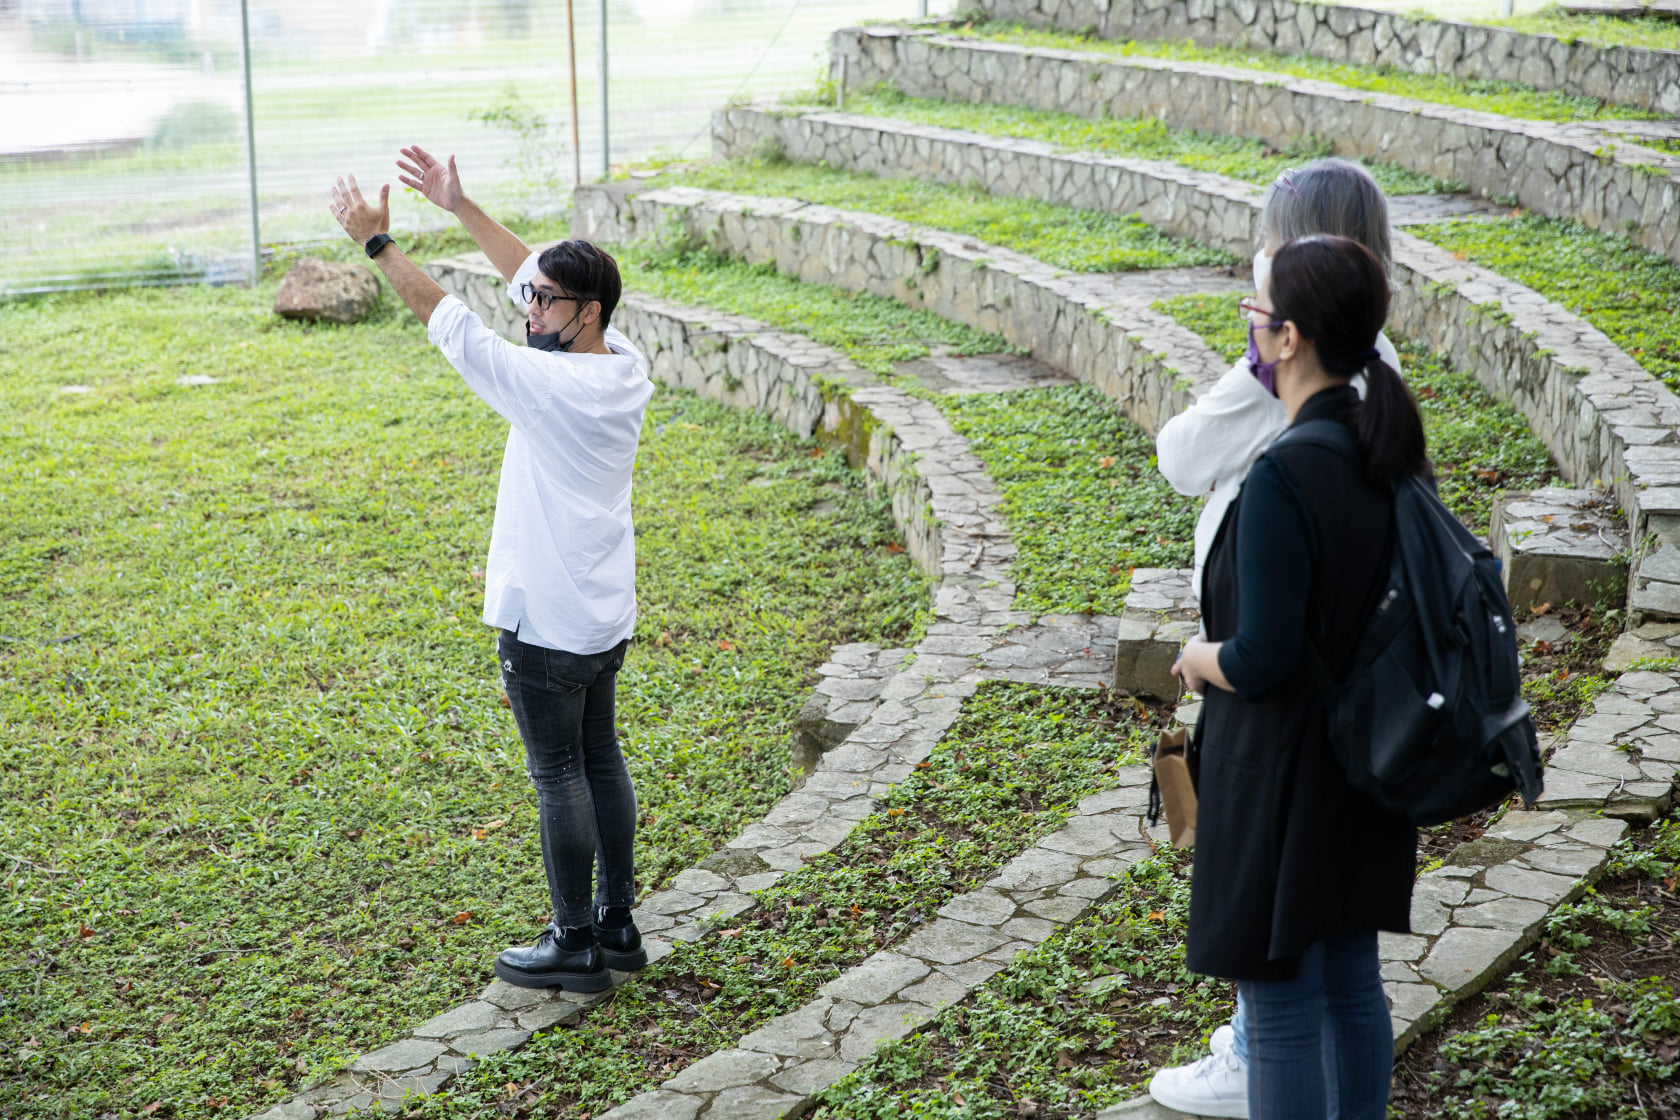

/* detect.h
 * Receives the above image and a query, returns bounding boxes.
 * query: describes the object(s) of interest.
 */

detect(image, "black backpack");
[1278,419,1544,827]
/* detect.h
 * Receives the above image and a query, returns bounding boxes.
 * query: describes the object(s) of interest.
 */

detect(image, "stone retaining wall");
[830,26,1680,268]
[975,0,1680,117]
[567,180,1230,436]
[711,103,1680,622]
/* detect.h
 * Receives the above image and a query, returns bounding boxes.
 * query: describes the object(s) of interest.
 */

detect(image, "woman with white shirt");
[1147,159,1402,1120]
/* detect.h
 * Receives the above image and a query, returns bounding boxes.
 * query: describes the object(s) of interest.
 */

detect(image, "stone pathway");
[246,277,1126,1119]
[248,269,1680,1118]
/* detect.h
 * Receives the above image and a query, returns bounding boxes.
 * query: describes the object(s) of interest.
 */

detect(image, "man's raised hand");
[330,174,389,243]
[397,146,463,213]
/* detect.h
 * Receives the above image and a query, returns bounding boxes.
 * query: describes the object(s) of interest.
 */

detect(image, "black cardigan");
[1186,386,1417,982]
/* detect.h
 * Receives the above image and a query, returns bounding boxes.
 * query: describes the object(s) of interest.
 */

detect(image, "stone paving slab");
[708,102,1680,621]
[830,25,1680,266]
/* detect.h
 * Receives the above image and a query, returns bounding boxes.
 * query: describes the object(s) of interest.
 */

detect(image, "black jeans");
[498,629,636,929]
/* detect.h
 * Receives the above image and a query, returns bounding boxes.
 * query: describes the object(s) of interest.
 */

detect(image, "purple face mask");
[1245,319,1280,397]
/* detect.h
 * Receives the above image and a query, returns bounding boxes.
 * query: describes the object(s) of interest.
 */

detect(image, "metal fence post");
[600,0,610,179]
[239,0,261,284]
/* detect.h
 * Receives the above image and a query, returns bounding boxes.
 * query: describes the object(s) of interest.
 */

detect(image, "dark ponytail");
[1268,235,1428,488]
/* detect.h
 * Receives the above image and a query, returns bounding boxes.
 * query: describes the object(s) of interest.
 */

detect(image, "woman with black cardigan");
[1171,235,1424,1118]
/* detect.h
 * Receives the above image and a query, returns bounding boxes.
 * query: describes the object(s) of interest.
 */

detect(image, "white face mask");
[1252,249,1272,296]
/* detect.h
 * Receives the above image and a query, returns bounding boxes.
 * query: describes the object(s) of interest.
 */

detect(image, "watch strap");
[364,233,395,259]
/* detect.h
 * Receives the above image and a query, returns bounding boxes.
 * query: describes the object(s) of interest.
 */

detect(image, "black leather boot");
[494,924,611,991]
[592,905,647,971]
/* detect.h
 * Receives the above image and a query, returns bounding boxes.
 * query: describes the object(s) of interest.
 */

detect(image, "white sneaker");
[1208,1023,1236,1058]
[1147,1050,1250,1119]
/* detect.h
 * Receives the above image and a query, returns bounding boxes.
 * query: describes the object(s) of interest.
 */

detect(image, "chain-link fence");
[0,0,950,296]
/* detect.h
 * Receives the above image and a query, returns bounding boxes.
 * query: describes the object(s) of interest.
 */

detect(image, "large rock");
[274,257,381,324]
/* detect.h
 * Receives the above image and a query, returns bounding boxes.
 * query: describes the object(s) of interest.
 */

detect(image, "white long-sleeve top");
[1156,330,1401,598]
[426,251,654,654]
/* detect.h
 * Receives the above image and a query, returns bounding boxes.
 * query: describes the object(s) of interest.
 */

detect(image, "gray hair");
[1259,158,1392,275]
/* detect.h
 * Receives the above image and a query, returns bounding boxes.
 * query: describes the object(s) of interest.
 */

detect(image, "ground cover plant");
[652,159,1237,273]
[935,386,1199,615]
[802,86,1458,196]
[1152,291,1558,532]
[1484,6,1680,52]
[404,682,1158,1118]
[1411,213,1680,396]
[808,843,1226,1119]
[1392,814,1680,1118]
[0,280,928,1118]
[622,241,1015,376]
[954,21,1665,124]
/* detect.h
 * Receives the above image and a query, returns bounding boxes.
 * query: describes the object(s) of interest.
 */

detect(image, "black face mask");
[526,305,586,352]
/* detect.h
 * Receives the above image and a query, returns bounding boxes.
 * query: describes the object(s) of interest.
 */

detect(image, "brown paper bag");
[1150,726,1198,849]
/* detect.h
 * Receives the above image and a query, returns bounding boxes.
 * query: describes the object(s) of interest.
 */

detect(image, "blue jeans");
[1235,934,1392,1120]
[498,630,636,929]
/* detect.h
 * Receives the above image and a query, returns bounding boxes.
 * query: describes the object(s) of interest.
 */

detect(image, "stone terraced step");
[251,265,1680,1120]
[977,0,1680,117]
[594,661,1667,1120]
[1491,486,1628,612]
[708,103,1680,623]
[568,181,1230,437]
[246,273,1117,1120]
[829,25,1680,268]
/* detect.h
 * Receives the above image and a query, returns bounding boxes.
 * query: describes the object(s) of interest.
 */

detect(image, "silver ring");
[337,206,347,214]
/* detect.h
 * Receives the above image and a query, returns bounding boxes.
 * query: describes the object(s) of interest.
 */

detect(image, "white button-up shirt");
[426,251,653,654]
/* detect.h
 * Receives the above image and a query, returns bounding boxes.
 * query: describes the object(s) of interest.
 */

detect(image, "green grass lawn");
[621,242,1014,376]
[653,159,1237,272]
[0,278,928,1119]
[1482,7,1680,52]
[410,682,1152,1118]
[935,387,1199,615]
[810,841,1219,1118]
[802,87,1459,196]
[956,22,1666,124]
[1409,214,1680,396]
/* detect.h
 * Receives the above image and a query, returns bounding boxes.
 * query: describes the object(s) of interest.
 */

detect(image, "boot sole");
[493,958,614,992]
[600,944,648,971]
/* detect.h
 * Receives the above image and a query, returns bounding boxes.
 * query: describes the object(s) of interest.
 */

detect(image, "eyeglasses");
[519,282,578,312]
[1274,169,1301,199]
[1238,299,1285,330]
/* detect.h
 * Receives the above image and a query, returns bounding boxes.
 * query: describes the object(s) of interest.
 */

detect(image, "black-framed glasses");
[519,282,576,311]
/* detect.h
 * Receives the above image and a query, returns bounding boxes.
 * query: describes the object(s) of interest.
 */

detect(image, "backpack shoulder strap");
[1269,418,1364,692]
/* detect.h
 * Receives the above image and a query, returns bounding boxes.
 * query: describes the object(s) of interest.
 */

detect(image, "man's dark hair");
[537,239,621,330]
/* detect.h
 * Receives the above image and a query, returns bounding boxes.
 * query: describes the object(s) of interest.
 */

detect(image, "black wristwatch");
[364,233,395,259]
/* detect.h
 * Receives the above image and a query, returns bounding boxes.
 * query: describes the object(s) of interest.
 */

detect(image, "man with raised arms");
[328,148,652,992]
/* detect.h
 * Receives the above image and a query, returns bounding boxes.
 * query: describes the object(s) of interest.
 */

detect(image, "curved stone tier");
[246,257,1124,1118]
[569,181,1231,437]
[829,25,1680,268]
[710,103,1680,622]
[975,0,1680,117]
[244,257,1680,1120]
